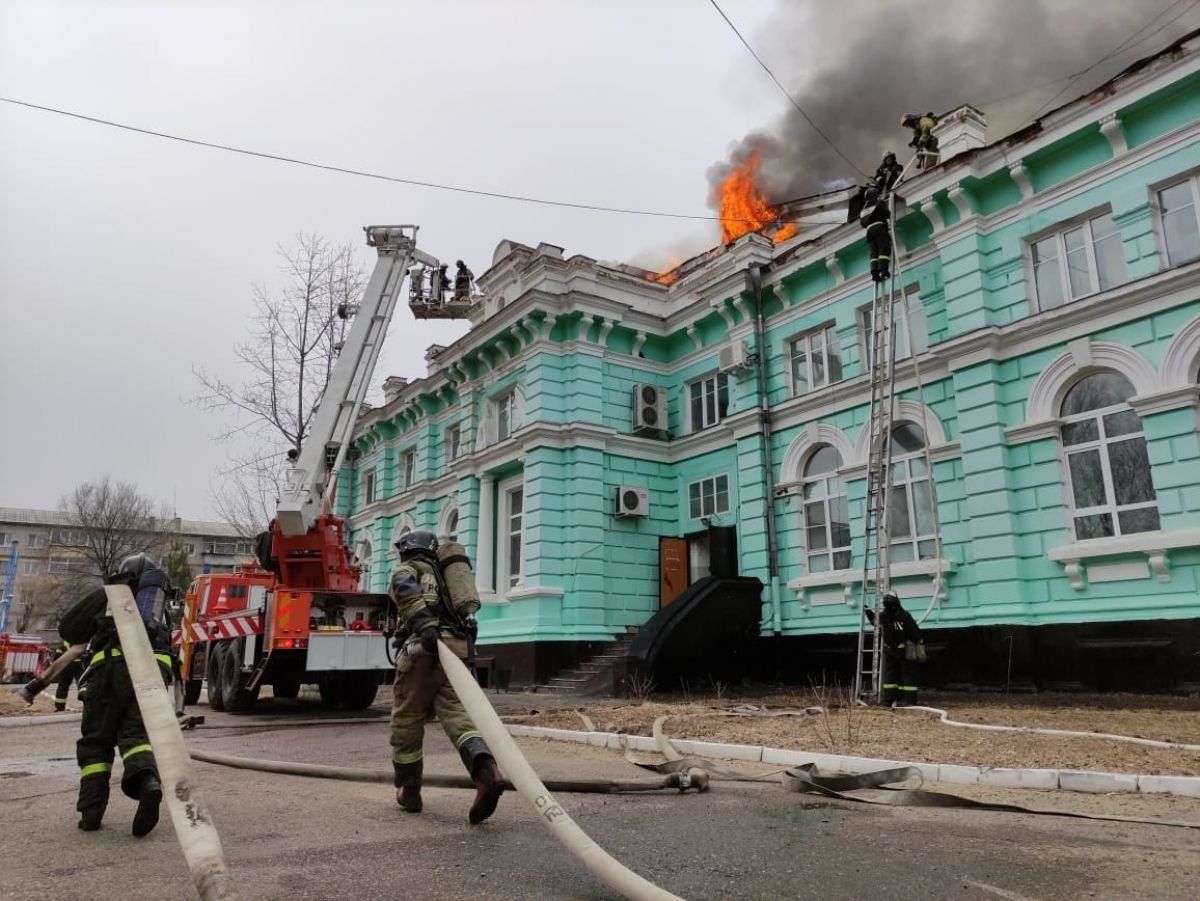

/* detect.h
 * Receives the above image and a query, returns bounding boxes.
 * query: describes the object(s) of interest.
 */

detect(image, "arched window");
[802,446,851,572]
[354,539,372,581]
[439,507,460,543]
[888,423,938,562]
[1060,372,1159,539]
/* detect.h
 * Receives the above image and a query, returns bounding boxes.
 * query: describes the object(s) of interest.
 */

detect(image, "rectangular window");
[860,289,927,369]
[496,392,514,442]
[402,449,417,488]
[28,533,47,548]
[688,374,730,432]
[687,475,730,519]
[505,486,523,589]
[1031,211,1128,310]
[364,469,377,504]
[446,425,462,463]
[22,561,38,575]
[1158,179,1200,267]
[184,543,196,556]
[0,532,7,545]
[48,557,76,574]
[790,325,843,396]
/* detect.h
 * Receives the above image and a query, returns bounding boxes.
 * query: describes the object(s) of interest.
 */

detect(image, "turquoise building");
[346,33,1200,691]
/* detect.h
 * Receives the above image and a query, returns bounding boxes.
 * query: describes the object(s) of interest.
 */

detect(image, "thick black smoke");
[710,0,1200,203]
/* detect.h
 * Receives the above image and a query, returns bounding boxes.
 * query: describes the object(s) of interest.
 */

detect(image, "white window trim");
[1151,172,1200,270]
[686,372,730,433]
[445,425,462,464]
[888,444,940,563]
[438,501,460,542]
[363,468,377,505]
[800,450,851,574]
[1027,207,1126,312]
[858,286,926,370]
[497,475,525,594]
[401,449,417,489]
[390,514,416,558]
[1048,526,1200,590]
[1058,396,1158,542]
[481,388,525,449]
[787,322,842,397]
[687,474,730,520]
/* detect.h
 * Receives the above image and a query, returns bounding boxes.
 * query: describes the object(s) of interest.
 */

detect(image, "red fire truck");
[177,226,442,712]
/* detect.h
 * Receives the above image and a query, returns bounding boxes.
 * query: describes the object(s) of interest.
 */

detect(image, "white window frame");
[687,474,730,520]
[401,449,417,489]
[687,373,730,433]
[28,532,47,549]
[788,324,842,396]
[497,476,525,591]
[800,447,851,574]
[859,287,927,370]
[888,427,939,563]
[445,425,462,463]
[482,389,523,447]
[22,561,38,576]
[1028,209,1127,311]
[1059,388,1159,540]
[363,468,377,505]
[440,507,460,543]
[496,391,515,442]
[1154,174,1200,269]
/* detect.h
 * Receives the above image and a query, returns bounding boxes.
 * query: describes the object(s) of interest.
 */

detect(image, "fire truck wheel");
[271,675,301,700]
[221,638,260,713]
[206,643,227,712]
[317,676,342,708]
[341,674,380,711]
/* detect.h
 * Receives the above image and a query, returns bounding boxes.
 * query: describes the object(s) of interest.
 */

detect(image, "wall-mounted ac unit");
[615,486,650,517]
[718,340,752,373]
[632,384,666,434]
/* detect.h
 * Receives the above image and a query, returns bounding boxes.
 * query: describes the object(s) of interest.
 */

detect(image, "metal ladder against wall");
[852,148,942,701]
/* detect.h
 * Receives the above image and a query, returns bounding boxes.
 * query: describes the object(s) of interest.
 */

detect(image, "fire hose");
[104,584,240,901]
[15,643,87,704]
[436,640,686,901]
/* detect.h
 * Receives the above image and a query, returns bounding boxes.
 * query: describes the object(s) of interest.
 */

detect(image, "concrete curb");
[0,712,83,728]
[505,724,1200,799]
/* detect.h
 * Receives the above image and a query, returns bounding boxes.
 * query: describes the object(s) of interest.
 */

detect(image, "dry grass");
[0,688,60,716]
[506,689,1200,776]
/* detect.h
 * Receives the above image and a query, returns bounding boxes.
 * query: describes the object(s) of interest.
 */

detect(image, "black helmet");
[456,259,466,268]
[882,591,901,611]
[883,152,896,164]
[395,529,439,561]
[117,553,158,581]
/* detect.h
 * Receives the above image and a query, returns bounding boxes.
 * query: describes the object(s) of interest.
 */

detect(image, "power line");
[705,0,868,178]
[1030,0,1200,119]
[0,95,732,223]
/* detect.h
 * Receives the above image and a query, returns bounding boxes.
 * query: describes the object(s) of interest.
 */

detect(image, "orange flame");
[715,151,797,246]
[651,256,680,285]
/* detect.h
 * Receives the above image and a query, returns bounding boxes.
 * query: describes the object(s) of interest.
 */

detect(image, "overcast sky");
[1,1,1190,522]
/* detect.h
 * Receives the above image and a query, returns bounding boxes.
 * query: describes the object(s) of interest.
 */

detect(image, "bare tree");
[57,477,167,579]
[14,574,75,633]
[194,234,366,536]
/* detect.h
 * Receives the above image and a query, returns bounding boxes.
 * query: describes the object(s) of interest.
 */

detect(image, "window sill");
[481,585,565,605]
[787,558,954,605]
[1047,527,1200,590]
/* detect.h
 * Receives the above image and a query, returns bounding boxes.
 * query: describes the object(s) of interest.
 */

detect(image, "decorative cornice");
[1008,162,1034,199]
[1005,418,1061,445]
[1129,385,1200,416]
[1099,112,1128,156]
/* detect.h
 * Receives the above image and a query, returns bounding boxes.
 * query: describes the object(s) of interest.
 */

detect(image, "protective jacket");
[860,197,892,282]
[866,604,922,657]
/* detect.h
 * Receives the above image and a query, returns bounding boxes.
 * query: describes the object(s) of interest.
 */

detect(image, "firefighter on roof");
[388,530,503,823]
[902,112,939,169]
[58,553,175,836]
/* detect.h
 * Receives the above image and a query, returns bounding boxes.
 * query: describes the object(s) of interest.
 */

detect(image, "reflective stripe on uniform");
[454,730,482,748]
[122,743,153,760]
[900,685,919,691]
[392,749,424,765]
[90,648,173,668]
[80,762,111,778]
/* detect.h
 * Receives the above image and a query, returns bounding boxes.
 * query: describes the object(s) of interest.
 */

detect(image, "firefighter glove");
[420,626,439,656]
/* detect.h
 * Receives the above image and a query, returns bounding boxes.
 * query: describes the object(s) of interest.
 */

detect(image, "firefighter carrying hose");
[58,554,176,836]
[864,592,925,706]
[388,530,503,823]
[52,639,84,712]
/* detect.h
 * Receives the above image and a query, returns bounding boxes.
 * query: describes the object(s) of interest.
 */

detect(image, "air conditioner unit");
[632,384,666,434]
[615,486,650,517]
[718,340,751,373]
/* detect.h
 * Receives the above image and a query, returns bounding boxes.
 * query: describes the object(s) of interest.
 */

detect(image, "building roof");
[0,507,242,538]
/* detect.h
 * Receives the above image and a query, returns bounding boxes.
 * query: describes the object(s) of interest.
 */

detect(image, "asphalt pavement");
[2,695,1199,900]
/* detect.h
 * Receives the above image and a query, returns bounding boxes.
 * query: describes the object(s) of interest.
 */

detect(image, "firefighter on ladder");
[58,554,176,835]
[860,184,892,283]
[865,592,924,706]
[388,530,503,823]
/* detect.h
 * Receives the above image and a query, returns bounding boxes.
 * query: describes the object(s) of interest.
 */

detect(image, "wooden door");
[659,537,688,608]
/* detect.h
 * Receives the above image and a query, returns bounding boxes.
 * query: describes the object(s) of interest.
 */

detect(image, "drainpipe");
[747,264,782,637]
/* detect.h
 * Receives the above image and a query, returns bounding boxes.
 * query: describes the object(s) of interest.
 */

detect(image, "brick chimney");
[382,376,408,403]
[932,105,987,162]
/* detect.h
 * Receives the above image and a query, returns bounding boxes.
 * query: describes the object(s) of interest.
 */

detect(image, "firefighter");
[453,260,474,303]
[874,152,903,195]
[865,592,924,706]
[901,112,939,169]
[52,640,84,712]
[388,530,502,823]
[59,554,175,836]
[859,184,892,283]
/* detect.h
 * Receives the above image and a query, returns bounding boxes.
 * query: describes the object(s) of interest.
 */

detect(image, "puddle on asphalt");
[0,757,77,778]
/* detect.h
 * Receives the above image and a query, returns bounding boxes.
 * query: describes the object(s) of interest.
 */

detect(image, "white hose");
[899,704,1200,752]
[105,585,240,900]
[437,641,684,901]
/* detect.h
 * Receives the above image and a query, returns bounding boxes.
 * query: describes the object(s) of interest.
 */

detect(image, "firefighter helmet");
[395,529,439,562]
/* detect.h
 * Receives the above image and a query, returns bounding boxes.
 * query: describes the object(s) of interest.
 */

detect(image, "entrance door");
[687,532,710,584]
[659,537,688,608]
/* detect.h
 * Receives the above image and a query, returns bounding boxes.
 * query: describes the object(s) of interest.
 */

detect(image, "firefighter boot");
[394,760,423,813]
[459,737,503,825]
[132,773,162,837]
[77,776,109,831]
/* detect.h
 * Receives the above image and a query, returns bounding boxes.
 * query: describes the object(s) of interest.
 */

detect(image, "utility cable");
[705,0,868,178]
[0,95,733,223]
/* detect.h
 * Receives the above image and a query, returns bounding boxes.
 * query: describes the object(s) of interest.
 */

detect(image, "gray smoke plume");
[710,0,1200,203]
